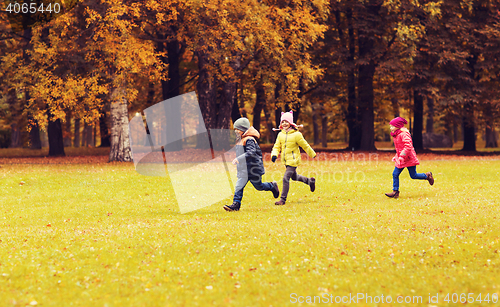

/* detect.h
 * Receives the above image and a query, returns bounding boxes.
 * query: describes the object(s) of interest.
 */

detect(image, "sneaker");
[224,202,241,211]
[275,199,286,206]
[385,190,400,198]
[426,172,434,186]
[271,181,280,198]
[309,177,316,192]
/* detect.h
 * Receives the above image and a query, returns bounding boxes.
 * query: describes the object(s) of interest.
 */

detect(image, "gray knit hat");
[233,117,250,132]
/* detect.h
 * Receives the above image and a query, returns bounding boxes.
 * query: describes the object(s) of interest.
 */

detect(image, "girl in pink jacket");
[385,117,434,198]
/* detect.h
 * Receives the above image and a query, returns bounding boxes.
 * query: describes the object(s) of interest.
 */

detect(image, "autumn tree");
[427,0,500,151]
[180,0,326,139]
[10,0,163,159]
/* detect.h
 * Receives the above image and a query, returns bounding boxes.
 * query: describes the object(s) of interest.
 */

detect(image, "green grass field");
[1,155,499,306]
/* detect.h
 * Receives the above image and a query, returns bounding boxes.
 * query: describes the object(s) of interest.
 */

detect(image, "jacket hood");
[242,126,260,139]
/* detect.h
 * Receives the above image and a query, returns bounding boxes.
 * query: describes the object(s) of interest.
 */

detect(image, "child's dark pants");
[233,175,274,204]
[280,166,309,201]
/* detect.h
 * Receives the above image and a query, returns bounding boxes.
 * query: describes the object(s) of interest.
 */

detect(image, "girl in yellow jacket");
[271,111,317,205]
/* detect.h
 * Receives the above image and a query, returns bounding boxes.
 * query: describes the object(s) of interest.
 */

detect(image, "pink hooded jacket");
[392,128,419,168]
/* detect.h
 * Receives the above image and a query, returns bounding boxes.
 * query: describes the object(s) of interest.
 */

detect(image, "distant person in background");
[386,117,434,198]
[224,117,280,212]
[271,111,317,206]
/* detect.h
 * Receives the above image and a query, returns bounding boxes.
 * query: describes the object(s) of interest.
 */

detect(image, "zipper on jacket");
[284,132,288,165]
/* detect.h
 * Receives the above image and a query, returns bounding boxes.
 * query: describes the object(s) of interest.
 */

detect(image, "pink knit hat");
[273,111,303,131]
[389,117,408,128]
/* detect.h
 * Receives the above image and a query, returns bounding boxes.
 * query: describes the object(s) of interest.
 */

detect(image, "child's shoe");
[309,177,316,192]
[271,181,280,198]
[275,199,286,206]
[224,202,241,211]
[426,172,434,185]
[385,190,400,198]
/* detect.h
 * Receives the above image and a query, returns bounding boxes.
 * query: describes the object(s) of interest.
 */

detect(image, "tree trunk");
[82,122,88,147]
[195,50,217,149]
[231,82,241,124]
[221,80,237,130]
[334,6,359,150]
[274,82,283,129]
[274,107,282,130]
[160,38,183,152]
[27,87,42,149]
[85,123,93,147]
[312,109,320,146]
[484,103,498,148]
[109,88,132,162]
[453,115,460,143]
[21,26,41,149]
[462,101,476,151]
[485,126,498,148]
[263,107,274,143]
[74,118,81,147]
[413,90,424,150]
[443,112,453,143]
[10,123,21,148]
[8,88,22,148]
[357,61,376,151]
[220,56,243,135]
[146,82,156,107]
[7,88,22,148]
[29,120,42,149]
[426,97,434,133]
[346,8,360,150]
[239,75,247,118]
[47,113,65,157]
[293,79,302,123]
[63,111,72,147]
[462,55,477,151]
[391,98,400,118]
[99,110,110,147]
[321,113,328,148]
[253,81,265,132]
[356,3,379,151]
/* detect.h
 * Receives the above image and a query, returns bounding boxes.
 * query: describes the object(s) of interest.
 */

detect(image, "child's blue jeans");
[393,166,427,191]
[233,175,274,204]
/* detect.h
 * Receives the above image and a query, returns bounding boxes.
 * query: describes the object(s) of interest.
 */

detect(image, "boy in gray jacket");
[224,118,279,211]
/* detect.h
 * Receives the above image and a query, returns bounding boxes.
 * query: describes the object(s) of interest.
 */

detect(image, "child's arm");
[271,133,282,161]
[296,132,316,158]
[236,138,258,164]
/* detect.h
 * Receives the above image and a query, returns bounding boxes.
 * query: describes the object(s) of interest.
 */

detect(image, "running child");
[271,111,317,206]
[224,117,280,211]
[385,117,434,198]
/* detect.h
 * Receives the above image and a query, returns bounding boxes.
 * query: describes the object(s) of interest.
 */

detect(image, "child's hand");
[271,156,277,163]
[398,156,405,164]
[232,158,239,165]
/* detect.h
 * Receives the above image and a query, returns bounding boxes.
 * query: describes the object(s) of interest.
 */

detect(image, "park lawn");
[0,156,499,306]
